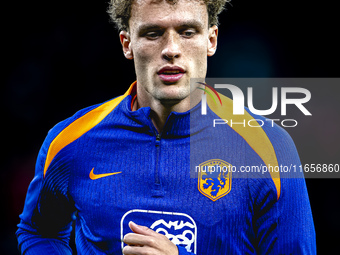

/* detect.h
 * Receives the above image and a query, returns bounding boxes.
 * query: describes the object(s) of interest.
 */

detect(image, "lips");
[157,66,186,83]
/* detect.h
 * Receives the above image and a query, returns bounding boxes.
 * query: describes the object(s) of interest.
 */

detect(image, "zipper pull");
[155,134,161,146]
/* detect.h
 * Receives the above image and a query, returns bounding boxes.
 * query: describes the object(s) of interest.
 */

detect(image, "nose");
[161,31,181,61]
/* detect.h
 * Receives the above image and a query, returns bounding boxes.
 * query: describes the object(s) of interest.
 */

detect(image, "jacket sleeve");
[16,123,76,254]
[249,126,316,254]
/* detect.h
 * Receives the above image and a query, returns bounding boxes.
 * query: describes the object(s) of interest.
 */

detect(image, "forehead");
[129,0,208,30]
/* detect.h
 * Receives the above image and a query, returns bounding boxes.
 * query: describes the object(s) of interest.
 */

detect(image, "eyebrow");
[137,20,205,33]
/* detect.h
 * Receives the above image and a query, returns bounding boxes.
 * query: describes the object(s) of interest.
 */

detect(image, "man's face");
[121,0,217,105]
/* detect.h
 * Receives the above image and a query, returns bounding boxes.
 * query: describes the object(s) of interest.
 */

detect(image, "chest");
[69,129,256,253]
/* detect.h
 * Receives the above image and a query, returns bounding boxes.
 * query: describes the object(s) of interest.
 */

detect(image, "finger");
[128,221,158,237]
[123,232,156,247]
[123,245,153,255]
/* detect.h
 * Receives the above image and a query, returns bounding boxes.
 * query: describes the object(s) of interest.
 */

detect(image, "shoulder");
[243,109,303,203]
[42,95,128,177]
[245,109,301,166]
[207,91,302,200]
[206,87,298,156]
[46,103,103,143]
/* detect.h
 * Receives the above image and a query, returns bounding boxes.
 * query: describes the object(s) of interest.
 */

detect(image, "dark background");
[3,0,339,254]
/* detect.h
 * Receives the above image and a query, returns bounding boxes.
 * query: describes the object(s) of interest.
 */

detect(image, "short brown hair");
[107,0,230,31]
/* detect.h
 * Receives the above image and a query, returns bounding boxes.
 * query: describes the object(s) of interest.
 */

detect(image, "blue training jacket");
[17,82,316,254]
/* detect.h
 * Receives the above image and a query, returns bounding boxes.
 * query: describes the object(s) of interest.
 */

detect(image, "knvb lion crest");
[197,159,232,201]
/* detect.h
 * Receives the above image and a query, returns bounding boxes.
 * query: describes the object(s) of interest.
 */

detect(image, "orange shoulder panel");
[43,82,136,177]
[206,88,281,200]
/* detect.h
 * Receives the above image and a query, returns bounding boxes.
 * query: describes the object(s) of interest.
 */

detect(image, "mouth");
[157,66,186,83]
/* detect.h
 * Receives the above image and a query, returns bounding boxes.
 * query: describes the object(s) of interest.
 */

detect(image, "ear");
[207,25,218,57]
[119,31,133,59]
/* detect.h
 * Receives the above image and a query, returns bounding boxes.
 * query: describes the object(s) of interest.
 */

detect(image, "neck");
[133,84,203,133]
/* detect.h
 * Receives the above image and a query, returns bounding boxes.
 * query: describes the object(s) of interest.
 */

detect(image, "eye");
[181,29,196,38]
[144,31,163,39]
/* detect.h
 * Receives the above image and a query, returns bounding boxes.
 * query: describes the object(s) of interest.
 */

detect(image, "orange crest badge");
[197,159,232,201]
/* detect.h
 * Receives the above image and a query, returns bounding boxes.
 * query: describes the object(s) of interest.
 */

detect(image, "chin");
[155,84,190,101]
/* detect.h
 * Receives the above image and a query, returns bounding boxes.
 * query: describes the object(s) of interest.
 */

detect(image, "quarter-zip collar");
[121,81,207,138]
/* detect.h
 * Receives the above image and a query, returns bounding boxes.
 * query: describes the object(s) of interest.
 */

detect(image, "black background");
[3,0,339,253]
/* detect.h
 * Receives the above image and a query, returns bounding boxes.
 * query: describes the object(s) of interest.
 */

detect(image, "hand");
[123,221,179,255]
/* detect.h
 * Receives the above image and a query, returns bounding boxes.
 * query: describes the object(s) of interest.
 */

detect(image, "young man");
[17,0,316,254]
